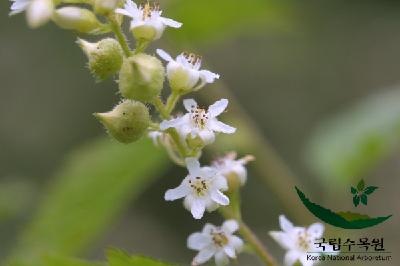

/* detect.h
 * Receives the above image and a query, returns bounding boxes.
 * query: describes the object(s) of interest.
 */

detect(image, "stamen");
[182,51,202,66]
[140,1,160,20]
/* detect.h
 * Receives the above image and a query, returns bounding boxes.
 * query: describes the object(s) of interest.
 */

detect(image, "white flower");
[156,49,219,92]
[270,215,331,266]
[116,0,182,41]
[10,0,53,28]
[160,99,236,145]
[164,158,229,219]
[212,152,254,186]
[188,220,244,266]
[9,0,30,15]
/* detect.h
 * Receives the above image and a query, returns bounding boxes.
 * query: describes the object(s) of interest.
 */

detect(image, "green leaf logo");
[351,179,378,207]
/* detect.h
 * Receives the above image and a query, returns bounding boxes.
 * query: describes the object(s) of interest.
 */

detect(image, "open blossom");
[156,49,219,92]
[164,158,229,219]
[116,0,182,41]
[188,220,243,266]
[212,152,255,186]
[160,99,236,145]
[270,215,334,266]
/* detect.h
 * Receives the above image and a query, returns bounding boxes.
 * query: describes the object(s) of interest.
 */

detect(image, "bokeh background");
[0,0,399,265]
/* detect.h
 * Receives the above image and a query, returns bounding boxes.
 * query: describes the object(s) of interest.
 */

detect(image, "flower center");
[190,107,208,129]
[189,177,209,196]
[182,52,202,68]
[212,231,229,247]
[140,2,159,20]
[297,231,311,251]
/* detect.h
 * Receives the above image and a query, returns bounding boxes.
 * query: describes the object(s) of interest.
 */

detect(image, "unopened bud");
[52,7,103,33]
[26,0,53,28]
[94,0,121,15]
[94,100,150,144]
[77,38,123,81]
[118,54,164,102]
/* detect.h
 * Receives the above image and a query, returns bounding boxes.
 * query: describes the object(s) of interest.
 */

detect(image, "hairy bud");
[52,7,103,33]
[94,100,150,144]
[77,38,123,81]
[26,0,53,28]
[94,0,121,15]
[118,54,164,102]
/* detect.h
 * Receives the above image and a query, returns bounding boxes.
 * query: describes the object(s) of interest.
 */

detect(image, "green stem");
[152,97,169,119]
[134,40,150,55]
[108,16,132,57]
[165,92,181,115]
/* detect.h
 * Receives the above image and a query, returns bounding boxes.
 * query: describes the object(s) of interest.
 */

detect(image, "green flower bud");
[52,7,103,33]
[77,38,123,81]
[94,100,150,144]
[94,0,121,15]
[118,54,164,102]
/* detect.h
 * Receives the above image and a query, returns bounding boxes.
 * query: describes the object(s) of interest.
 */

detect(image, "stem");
[165,92,181,115]
[134,40,150,55]
[152,97,169,119]
[108,16,132,57]
[220,207,277,266]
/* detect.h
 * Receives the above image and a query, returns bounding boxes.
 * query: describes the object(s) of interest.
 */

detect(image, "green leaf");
[107,249,177,266]
[306,88,400,185]
[361,194,368,205]
[350,186,357,194]
[357,179,365,191]
[6,138,169,265]
[364,186,378,195]
[336,211,370,222]
[353,195,360,207]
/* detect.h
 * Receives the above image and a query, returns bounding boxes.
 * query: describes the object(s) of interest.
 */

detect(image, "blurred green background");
[0,0,399,265]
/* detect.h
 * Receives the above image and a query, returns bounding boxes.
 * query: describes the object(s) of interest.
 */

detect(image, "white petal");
[213,175,228,191]
[160,116,186,130]
[222,220,239,234]
[187,232,211,251]
[205,201,218,212]
[230,236,244,252]
[193,248,215,265]
[214,251,229,266]
[223,245,236,258]
[198,130,215,144]
[156,48,174,62]
[191,199,206,219]
[307,223,324,239]
[203,223,217,234]
[115,8,133,17]
[26,0,53,28]
[160,17,182,28]
[200,70,220,83]
[209,120,236,134]
[210,189,229,206]
[208,99,228,118]
[164,181,190,201]
[284,250,301,266]
[279,215,294,232]
[200,166,216,179]
[186,157,201,176]
[183,98,198,112]
[269,231,294,250]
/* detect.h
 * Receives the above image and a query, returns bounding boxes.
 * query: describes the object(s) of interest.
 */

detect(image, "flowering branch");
[9,0,334,265]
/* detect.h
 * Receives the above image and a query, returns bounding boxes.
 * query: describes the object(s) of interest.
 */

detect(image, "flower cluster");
[10,0,333,265]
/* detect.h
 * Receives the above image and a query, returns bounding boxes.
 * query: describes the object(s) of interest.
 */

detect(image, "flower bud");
[26,0,53,28]
[77,38,123,81]
[52,7,103,33]
[118,54,164,102]
[94,0,121,15]
[94,100,150,144]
